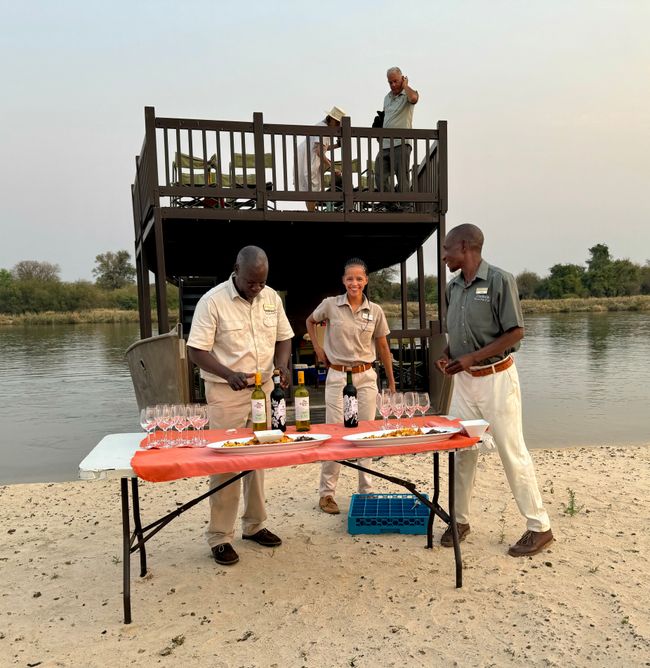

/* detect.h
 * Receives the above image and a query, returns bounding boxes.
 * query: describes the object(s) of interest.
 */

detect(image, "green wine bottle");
[343,367,359,428]
[294,370,311,432]
[251,370,267,431]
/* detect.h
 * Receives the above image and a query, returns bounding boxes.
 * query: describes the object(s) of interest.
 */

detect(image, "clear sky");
[1,0,648,281]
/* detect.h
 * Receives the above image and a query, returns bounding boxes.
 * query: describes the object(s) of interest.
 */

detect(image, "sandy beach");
[2,444,649,667]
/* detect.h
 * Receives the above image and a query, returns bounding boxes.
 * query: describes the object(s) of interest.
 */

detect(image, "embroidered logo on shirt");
[475,287,488,294]
[263,304,277,312]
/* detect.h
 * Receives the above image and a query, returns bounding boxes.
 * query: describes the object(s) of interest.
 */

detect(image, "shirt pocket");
[217,319,246,352]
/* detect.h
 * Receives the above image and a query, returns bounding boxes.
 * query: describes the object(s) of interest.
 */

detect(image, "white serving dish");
[459,419,489,438]
[207,433,331,455]
[341,426,461,446]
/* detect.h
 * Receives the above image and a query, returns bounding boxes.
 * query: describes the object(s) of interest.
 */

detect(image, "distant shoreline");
[1,295,649,326]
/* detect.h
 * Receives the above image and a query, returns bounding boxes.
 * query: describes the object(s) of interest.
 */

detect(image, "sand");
[1,444,649,667]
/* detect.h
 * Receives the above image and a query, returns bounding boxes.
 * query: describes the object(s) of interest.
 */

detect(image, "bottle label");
[295,397,310,421]
[344,395,359,423]
[271,399,286,428]
[251,398,266,424]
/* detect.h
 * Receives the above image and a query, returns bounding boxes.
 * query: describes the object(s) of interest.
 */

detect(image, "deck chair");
[226,152,275,210]
[171,153,229,208]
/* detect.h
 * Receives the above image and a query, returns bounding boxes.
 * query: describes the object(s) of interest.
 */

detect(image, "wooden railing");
[132,106,447,222]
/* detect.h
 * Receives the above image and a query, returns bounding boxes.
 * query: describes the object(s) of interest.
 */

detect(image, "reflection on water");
[1,313,649,484]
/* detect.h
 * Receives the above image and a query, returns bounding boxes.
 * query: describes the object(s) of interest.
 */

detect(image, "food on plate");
[222,434,315,447]
[362,426,448,439]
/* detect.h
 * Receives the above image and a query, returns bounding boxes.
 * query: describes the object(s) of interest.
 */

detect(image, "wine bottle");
[294,370,311,432]
[251,370,267,431]
[270,369,287,432]
[343,367,359,428]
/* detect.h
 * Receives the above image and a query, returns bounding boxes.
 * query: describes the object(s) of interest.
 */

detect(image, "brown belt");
[467,356,513,377]
[329,363,373,374]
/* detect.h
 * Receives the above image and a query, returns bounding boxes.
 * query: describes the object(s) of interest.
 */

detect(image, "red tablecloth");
[131,416,479,483]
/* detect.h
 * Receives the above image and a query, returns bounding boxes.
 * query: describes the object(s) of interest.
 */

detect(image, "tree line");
[1,244,649,315]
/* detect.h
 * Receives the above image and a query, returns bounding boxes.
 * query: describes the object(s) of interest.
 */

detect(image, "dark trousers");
[374,143,412,193]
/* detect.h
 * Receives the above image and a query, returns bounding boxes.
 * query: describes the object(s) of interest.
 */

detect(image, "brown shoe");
[319,495,340,514]
[242,528,282,547]
[440,522,470,547]
[508,529,554,557]
[211,543,239,565]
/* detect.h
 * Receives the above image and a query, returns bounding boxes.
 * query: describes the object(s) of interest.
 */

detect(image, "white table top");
[79,433,141,480]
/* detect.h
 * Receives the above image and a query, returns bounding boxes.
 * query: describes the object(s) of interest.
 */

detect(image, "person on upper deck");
[296,105,346,211]
[187,245,294,566]
[306,258,396,515]
[435,224,554,557]
[374,67,419,210]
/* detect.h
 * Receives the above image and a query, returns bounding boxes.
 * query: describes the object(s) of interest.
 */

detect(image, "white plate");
[206,433,331,454]
[341,427,461,446]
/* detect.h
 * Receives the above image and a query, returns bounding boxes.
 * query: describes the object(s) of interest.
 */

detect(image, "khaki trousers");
[319,367,377,497]
[204,379,273,547]
[449,361,551,533]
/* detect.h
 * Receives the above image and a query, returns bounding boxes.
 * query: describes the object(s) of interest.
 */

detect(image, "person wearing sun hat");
[296,105,347,211]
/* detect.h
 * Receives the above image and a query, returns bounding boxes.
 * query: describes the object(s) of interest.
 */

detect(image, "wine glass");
[172,404,190,447]
[376,390,392,431]
[391,391,405,429]
[403,391,417,428]
[139,406,156,449]
[155,403,173,448]
[417,392,431,419]
[190,404,210,447]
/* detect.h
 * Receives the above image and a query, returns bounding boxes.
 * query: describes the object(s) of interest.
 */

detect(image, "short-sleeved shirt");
[382,90,415,149]
[445,260,523,364]
[187,275,294,384]
[311,294,390,366]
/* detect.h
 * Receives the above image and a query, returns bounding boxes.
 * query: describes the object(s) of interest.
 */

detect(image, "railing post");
[144,107,160,206]
[437,120,447,215]
[253,112,267,210]
[341,117,353,212]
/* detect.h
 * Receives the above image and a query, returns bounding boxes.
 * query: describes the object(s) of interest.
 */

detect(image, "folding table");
[79,417,478,623]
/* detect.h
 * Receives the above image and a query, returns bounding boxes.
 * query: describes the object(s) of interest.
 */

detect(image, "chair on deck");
[226,152,275,210]
[171,152,227,208]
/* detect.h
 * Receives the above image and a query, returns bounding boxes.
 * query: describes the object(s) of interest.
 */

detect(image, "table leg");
[120,477,132,624]
[426,452,440,549]
[448,452,463,588]
[131,478,147,577]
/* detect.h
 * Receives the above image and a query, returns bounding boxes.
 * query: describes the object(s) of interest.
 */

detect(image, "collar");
[451,259,489,288]
[227,273,258,303]
[335,293,370,310]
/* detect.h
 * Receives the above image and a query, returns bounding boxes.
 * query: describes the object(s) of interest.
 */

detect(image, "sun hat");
[325,105,347,122]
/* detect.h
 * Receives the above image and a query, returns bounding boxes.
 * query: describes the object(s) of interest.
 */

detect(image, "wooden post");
[341,116,353,212]
[253,112,267,210]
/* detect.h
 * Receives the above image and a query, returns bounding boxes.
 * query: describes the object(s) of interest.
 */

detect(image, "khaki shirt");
[445,260,523,364]
[311,294,390,366]
[187,275,294,383]
[382,89,414,149]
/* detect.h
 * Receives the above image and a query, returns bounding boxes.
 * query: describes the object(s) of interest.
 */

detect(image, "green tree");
[537,264,586,299]
[93,250,136,290]
[0,268,12,287]
[610,259,641,296]
[369,266,399,301]
[406,275,438,302]
[516,271,541,299]
[584,243,615,297]
[640,261,650,295]
[12,260,60,282]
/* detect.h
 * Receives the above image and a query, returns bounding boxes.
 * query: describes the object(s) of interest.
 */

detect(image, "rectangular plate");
[341,427,461,446]
[206,433,331,454]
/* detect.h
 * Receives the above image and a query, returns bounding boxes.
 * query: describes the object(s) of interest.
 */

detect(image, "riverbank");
[1,296,649,326]
[1,444,648,666]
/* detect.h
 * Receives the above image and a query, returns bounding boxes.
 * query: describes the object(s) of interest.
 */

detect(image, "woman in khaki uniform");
[306,258,396,514]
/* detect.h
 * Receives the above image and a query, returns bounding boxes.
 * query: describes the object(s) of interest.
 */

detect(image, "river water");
[0,313,648,484]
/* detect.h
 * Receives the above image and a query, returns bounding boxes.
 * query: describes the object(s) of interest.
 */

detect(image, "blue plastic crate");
[347,493,430,535]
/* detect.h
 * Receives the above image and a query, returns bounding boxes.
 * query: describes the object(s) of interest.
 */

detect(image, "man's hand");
[401,75,409,91]
[435,354,449,374]
[225,371,255,390]
[443,354,475,376]
[276,366,291,389]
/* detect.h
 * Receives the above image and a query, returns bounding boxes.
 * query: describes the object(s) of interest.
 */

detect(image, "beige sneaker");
[319,495,340,514]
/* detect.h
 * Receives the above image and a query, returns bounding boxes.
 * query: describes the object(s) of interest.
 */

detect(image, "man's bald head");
[236,245,268,270]
[446,224,484,252]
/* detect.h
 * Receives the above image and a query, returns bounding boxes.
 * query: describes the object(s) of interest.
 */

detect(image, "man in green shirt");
[436,224,554,557]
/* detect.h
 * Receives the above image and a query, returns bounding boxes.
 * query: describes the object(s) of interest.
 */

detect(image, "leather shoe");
[211,543,239,565]
[319,495,340,514]
[508,529,554,557]
[440,522,470,547]
[242,528,282,547]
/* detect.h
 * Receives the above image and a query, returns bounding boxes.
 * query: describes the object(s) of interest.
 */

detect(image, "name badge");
[263,304,277,312]
[362,313,373,321]
[475,287,488,295]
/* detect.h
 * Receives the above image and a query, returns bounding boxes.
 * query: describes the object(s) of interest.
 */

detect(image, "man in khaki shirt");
[188,246,294,565]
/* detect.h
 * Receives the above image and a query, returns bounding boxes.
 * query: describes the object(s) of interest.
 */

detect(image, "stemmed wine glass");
[155,403,173,448]
[391,391,405,429]
[172,404,191,447]
[417,392,431,419]
[189,404,209,447]
[139,406,157,449]
[376,390,393,431]
[403,391,418,428]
